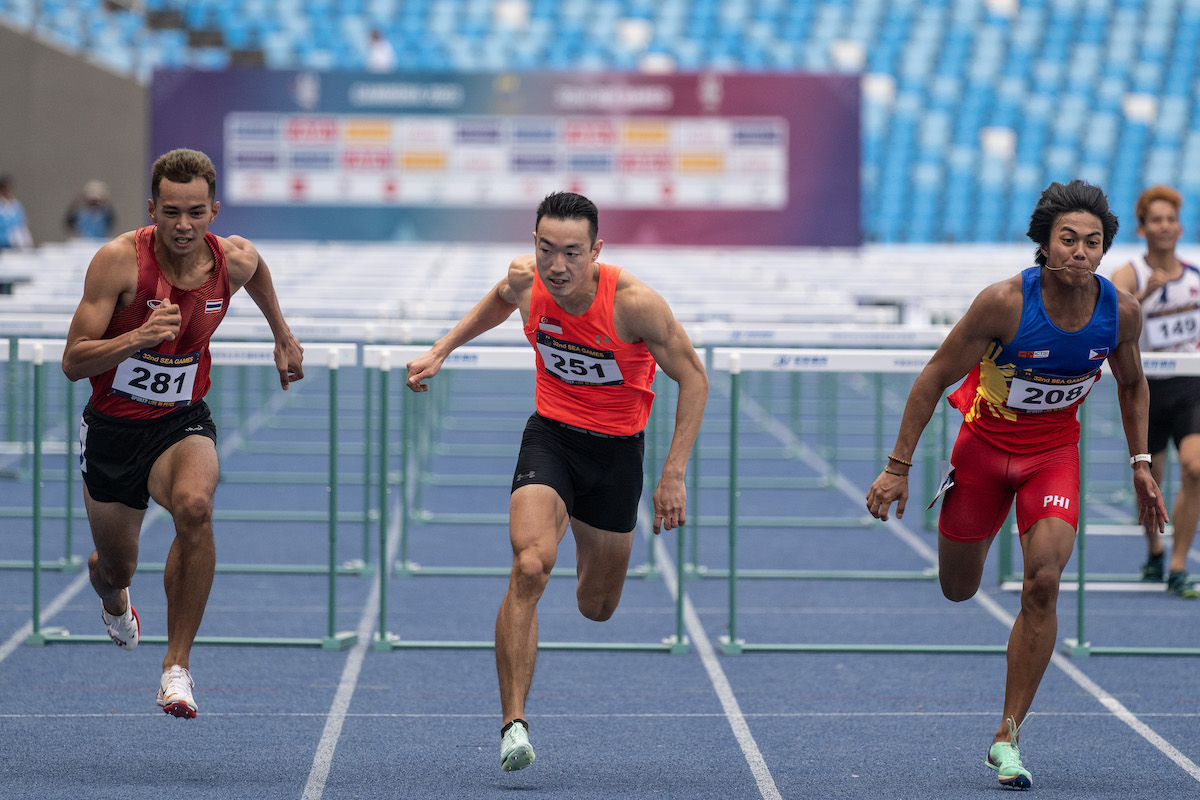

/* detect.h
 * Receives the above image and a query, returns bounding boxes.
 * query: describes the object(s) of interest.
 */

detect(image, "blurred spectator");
[0,174,34,250]
[65,180,117,240]
[367,29,397,72]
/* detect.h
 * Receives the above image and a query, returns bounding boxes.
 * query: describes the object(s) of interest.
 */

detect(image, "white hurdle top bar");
[711,348,1200,377]
[17,339,358,368]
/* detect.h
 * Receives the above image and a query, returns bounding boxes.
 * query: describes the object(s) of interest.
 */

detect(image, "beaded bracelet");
[887,454,913,467]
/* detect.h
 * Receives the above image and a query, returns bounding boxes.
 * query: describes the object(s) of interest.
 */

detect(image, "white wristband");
[1131,453,1152,467]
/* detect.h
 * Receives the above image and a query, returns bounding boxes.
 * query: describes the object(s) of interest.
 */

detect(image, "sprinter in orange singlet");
[62,148,304,719]
[406,192,708,773]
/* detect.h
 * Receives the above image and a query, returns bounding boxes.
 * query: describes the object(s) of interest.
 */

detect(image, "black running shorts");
[1147,376,1200,454]
[79,400,217,509]
[511,413,645,533]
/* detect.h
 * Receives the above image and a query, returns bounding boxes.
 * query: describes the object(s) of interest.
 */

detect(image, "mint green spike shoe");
[986,716,1032,790]
[501,719,535,772]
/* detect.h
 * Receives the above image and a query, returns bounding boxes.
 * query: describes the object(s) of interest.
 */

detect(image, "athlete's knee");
[576,590,618,621]
[1177,454,1200,487]
[89,549,135,588]
[1020,563,1062,611]
[510,547,553,596]
[169,489,214,534]
[940,577,979,603]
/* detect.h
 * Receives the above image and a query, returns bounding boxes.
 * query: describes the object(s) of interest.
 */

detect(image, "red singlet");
[88,226,230,419]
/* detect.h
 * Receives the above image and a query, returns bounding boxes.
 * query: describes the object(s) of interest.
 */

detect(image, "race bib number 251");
[111,349,200,407]
[535,332,625,386]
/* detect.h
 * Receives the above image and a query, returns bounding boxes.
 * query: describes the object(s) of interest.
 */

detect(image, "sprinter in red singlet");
[406,192,708,773]
[62,148,304,719]
[866,180,1168,790]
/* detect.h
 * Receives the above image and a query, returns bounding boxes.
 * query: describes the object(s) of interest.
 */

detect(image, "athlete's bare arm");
[614,274,708,533]
[1108,289,1168,532]
[406,257,532,392]
[866,276,1023,520]
[223,235,304,389]
[62,233,182,381]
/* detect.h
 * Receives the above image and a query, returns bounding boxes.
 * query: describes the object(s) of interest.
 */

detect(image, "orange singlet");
[523,262,656,436]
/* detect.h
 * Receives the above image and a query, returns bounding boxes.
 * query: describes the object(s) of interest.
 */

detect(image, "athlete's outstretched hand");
[274,333,304,390]
[1133,468,1169,534]
[406,350,445,392]
[866,470,909,522]
[652,473,687,534]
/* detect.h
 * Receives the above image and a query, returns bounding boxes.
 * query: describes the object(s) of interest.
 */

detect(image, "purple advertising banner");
[151,70,860,246]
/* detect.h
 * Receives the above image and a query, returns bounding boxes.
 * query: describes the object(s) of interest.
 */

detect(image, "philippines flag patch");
[205,299,224,313]
[538,315,562,334]
[1088,347,1110,359]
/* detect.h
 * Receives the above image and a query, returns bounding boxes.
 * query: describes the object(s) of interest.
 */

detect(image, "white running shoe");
[100,592,140,650]
[156,665,197,719]
[500,719,535,772]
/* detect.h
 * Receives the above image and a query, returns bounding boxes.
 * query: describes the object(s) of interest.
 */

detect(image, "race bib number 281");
[111,349,200,407]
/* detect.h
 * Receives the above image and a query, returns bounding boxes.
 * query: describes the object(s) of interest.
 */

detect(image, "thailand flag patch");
[1088,347,1110,359]
[205,299,224,314]
[538,315,562,334]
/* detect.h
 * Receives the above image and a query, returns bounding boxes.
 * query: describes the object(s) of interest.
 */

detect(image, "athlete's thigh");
[570,517,635,593]
[147,434,219,511]
[1012,444,1079,534]
[83,484,147,560]
[510,483,570,556]
[938,429,1014,543]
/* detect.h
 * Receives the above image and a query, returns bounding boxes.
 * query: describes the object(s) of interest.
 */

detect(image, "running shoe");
[156,665,197,719]
[500,719,535,772]
[1167,571,1200,599]
[1142,552,1165,582]
[100,592,140,650]
[985,716,1032,790]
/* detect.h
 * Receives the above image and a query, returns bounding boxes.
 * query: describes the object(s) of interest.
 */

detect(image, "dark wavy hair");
[536,191,598,245]
[1027,180,1119,266]
[151,148,217,202]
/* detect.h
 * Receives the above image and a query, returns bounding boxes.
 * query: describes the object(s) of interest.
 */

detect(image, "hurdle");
[19,338,358,650]
[709,347,1006,655]
[361,344,690,654]
[0,334,84,572]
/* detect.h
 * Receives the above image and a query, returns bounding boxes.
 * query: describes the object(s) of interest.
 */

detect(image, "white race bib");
[111,349,200,407]
[1006,369,1096,413]
[535,332,625,386]
[1146,306,1200,350]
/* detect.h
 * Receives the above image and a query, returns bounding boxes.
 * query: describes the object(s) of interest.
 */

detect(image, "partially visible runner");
[62,148,304,718]
[405,191,708,772]
[866,180,1167,790]
[1110,184,1200,598]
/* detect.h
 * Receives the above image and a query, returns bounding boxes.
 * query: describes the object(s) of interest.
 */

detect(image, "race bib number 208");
[1006,368,1096,413]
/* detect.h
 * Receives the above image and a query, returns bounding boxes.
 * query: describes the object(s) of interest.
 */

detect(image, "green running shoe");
[986,716,1032,790]
[1167,571,1200,599]
[1142,552,1165,582]
[501,719,535,772]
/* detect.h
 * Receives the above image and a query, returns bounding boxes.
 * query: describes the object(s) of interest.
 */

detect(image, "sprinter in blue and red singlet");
[406,192,708,773]
[866,180,1168,790]
[63,148,304,720]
